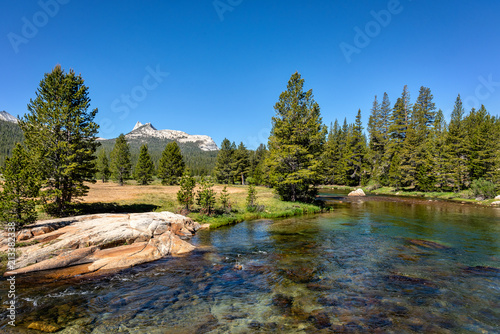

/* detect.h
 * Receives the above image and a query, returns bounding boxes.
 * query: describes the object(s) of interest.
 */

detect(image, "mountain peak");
[132,121,156,131]
[125,122,218,151]
[0,111,18,123]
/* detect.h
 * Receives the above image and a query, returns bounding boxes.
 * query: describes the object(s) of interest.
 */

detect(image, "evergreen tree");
[249,143,267,185]
[96,149,111,183]
[0,143,41,228]
[177,169,196,211]
[246,184,257,210]
[231,142,250,184]
[322,120,341,184]
[429,109,448,190]
[266,72,327,202]
[111,134,132,186]
[367,96,385,182]
[344,110,367,185]
[445,95,468,191]
[219,185,231,213]
[196,177,216,215]
[157,141,185,185]
[134,144,155,185]
[19,65,99,216]
[465,105,496,181]
[214,138,235,184]
[385,87,411,189]
[378,92,392,184]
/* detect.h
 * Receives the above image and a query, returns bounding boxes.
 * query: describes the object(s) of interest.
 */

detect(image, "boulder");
[348,188,366,197]
[495,195,500,200]
[3,212,200,278]
[491,201,500,205]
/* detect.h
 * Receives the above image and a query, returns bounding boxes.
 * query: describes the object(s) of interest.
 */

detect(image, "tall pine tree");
[157,141,185,185]
[110,134,131,186]
[214,138,235,184]
[19,65,99,216]
[266,72,327,202]
[134,144,155,185]
[96,149,111,183]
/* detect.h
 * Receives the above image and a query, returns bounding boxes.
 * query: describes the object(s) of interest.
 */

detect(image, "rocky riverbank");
[1,212,200,280]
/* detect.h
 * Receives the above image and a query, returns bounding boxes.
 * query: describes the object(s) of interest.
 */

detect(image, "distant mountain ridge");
[0,111,18,123]
[123,122,218,151]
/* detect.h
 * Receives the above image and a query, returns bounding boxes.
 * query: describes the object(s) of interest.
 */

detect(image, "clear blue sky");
[1,0,499,149]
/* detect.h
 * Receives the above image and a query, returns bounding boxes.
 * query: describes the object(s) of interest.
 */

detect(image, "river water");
[1,191,499,333]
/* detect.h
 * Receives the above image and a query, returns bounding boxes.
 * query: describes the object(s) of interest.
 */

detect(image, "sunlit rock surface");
[2,212,199,278]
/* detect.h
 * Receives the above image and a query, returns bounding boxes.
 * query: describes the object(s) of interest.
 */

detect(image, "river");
[1,191,499,333]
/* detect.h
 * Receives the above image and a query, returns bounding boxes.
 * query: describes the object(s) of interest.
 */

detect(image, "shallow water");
[1,192,500,333]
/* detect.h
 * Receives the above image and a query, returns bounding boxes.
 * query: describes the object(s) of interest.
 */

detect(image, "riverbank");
[320,185,500,206]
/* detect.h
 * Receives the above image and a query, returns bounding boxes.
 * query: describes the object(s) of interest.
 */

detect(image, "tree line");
[322,86,500,194]
[96,134,186,186]
[215,74,500,202]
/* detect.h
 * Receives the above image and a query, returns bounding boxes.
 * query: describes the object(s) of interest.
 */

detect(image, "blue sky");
[1,0,499,149]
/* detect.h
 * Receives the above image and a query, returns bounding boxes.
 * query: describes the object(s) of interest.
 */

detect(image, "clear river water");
[1,190,499,333]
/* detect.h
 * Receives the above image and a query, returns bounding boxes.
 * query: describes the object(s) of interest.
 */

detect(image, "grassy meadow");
[36,180,325,228]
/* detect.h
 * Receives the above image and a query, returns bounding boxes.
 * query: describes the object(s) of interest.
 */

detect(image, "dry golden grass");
[80,181,246,203]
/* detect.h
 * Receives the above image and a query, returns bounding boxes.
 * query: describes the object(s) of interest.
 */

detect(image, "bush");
[470,178,496,199]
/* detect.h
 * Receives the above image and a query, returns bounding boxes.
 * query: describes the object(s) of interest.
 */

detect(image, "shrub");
[196,177,216,215]
[470,178,496,199]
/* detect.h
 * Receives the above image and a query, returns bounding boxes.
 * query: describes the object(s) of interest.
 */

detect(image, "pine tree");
[249,143,267,185]
[0,143,41,228]
[246,184,257,210]
[429,109,448,190]
[157,141,185,185]
[378,92,392,184]
[110,134,132,186]
[134,144,155,185]
[196,177,216,215]
[367,96,385,182]
[344,110,367,185]
[445,95,468,191]
[214,138,235,184]
[19,65,99,216]
[401,86,436,190]
[385,86,412,189]
[266,72,327,202]
[177,169,196,211]
[96,149,111,183]
[466,105,496,181]
[219,185,231,213]
[231,142,250,184]
[322,120,341,184]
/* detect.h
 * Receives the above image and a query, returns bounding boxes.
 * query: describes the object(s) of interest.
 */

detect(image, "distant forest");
[0,120,24,166]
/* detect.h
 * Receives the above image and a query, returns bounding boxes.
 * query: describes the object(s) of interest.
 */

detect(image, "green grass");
[154,185,326,228]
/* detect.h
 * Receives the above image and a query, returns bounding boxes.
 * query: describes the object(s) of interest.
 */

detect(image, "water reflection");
[1,195,499,333]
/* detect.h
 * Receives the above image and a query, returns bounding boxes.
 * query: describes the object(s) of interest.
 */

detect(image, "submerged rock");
[27,321,61,332]
[406,238,450,250]
[348,189,366,197]
[3,212,200,278]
